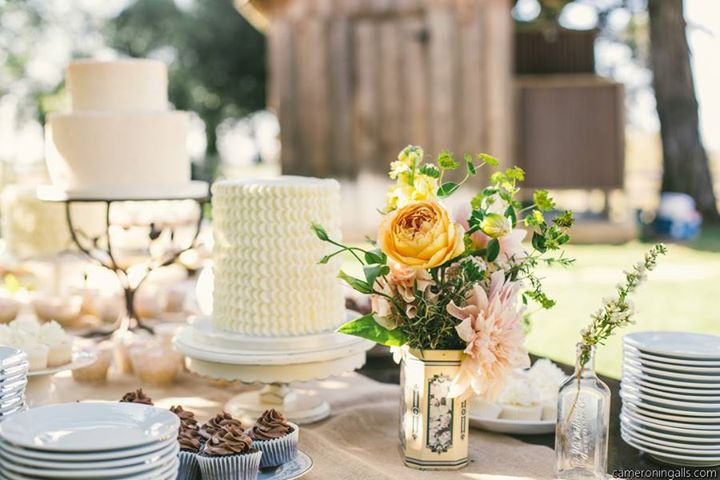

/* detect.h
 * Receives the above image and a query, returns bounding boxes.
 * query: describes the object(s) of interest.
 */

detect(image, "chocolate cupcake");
[247,409,298,468]
[119,388,153,405]
[197,426,262,480]
[171,405,200,431]
[172,406,202,480]
[200,411,243,441]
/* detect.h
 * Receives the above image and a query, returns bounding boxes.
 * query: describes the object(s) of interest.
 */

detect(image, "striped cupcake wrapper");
[176,451,201,480]
[197,450,262,480]
[252,422,299,468]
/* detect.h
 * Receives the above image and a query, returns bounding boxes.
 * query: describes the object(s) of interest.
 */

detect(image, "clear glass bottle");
[555,344,611,479]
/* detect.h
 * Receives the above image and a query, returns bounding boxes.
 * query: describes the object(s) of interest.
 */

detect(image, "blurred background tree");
[105,0,267,181]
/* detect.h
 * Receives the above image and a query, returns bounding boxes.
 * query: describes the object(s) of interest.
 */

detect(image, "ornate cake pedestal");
[175,315,373,424]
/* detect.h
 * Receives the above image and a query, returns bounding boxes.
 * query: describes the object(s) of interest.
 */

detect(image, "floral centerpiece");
[313,145,574,469]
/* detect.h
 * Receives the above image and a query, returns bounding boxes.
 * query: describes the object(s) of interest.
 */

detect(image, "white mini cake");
[497,376,542,421]
[211,177,345,336]
[45,59,192,195]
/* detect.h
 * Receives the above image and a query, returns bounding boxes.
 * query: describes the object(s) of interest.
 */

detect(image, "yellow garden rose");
[379,201,465,269]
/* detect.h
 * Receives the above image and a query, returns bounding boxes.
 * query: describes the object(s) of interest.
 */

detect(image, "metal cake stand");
[37,182,209,336]
[175,315,374,424]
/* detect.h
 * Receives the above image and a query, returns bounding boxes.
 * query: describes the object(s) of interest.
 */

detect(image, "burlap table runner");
[25,371,555,479]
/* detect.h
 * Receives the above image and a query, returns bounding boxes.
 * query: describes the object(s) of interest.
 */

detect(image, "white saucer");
[623,400,720,424]
[621,391,720,418]
[620,416,720,444]
[0,437,177,462]
[258,450,314,480]
[469,415,554,435]
[37,181,209,202]
[0,403,179,451]
[0,437,178,470]
[624,332,720,360]
[621,384,720,411]
[623,379,720,402]
[623,371,720,395]
[27,350,97,377]
[624,350,720,373]
[623,364,720,389]
[624,358,720,382]
[624,345,720,367]
[622,407,720,433]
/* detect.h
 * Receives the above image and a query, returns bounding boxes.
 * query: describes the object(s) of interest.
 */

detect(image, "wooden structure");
[237,0,513,178]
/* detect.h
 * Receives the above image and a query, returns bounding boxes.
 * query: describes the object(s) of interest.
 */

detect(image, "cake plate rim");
[36,181,209,202]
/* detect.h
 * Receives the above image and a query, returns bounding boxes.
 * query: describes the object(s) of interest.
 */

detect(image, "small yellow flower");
[397,145,423,167]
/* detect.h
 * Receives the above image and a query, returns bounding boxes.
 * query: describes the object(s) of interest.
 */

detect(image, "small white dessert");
[37,321,74,367]
[497,376,542,421]
[0,297,20,324]
[526,359,567,421]
[16,338,49,371]
[470,397,502,420]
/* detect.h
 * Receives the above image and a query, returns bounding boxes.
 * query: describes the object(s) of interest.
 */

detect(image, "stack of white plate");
[0,402,180,479]
[621,331,720,467]
[0,347,28,421]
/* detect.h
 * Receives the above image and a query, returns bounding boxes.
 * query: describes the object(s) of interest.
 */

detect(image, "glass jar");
[555,344,611,479]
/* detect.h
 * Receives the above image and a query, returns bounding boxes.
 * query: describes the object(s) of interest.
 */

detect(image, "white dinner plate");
[622,407,720,433]
[624,332,720,360]
[624,358,720,382]
[624,345,720,367]
[623,400,720,424]
[0,402,178,451]
[0,437,178,470]
[469,415,555,435]
[623,371,720,396]
[0,365,28,382]
[26,350,97,377]
[621,391,720,419]
[0,378,27,394]
[0,443,179,478]
[0,437,176,462]
[621,384,720,411]
[622,431,720,467]
[0,456,178,480]
[623,364,720,389]
[0,348,26,369]
[624,350,720,373]
[620,415,720,444]
[622,427,720,455]
[623,379,720,402]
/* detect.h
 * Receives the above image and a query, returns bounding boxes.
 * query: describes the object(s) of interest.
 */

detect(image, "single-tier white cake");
[44,59,192,196]
[212,177,346,336]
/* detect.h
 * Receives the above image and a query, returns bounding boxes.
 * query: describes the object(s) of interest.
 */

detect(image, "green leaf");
[338,271,373,294]
[310,222,329,241]
[419,164,441,178]
[437,182,460,198]
[464,154,477,176]
[437,150,459,170]
[338,314,408,346]
[477,153,499,166]
[364,248,387,265]
[318,255,331,265]
[505,205,517,228]
[531,232,547,253]
[486,239,500,262]
[363,264,390,288]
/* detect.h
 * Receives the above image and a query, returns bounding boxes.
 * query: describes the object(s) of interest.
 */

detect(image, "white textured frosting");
[37,321,71,347]
[527,359,567,403]
[211,177,345,336]
[497,375,540,407]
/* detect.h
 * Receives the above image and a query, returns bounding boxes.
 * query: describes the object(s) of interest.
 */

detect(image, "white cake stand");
[175,315,374,424]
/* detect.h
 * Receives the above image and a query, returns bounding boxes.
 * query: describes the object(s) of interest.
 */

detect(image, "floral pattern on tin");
[426,373,453,453]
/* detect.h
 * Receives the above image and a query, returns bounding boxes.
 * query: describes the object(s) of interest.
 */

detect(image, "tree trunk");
[648,0,718,221]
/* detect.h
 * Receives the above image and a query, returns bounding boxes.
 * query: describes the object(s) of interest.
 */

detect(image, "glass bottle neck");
[574,344,597,378]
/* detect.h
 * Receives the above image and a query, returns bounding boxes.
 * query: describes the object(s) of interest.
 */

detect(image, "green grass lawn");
[526,232,720,378]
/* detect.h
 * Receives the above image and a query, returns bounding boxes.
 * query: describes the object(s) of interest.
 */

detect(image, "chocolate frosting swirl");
[250,409,293,441]
[119,388,153,405]
[202,426,253,457]
[171,405,199,431]
[178,426,202,453]
[200,411,244,440]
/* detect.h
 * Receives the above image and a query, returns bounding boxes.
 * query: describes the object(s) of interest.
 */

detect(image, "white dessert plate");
[624,332,720,360]
[0,365,29,381]
[258,450,314,480]
[622,364,720,389]
[0,456,178,480]
[622,407,720,433]
[0,437,178,470]
[624,345,720,367]
[0,443,179,477]
[621,385,720,411]
[620,391,720,418]
[0,402,179,451]
[27,350,97,377]
[624,351,720,373]
[469,415,555,435]
[620,416,720,445]
[0,378,27,394]
[0,436,176,462]
[623,400,720,424]
[623,372,720,395]
[623,431,720,467]
[622,427,720,455]
[624,358,720,381]
[0,347,26,369]
[623,379,720,402]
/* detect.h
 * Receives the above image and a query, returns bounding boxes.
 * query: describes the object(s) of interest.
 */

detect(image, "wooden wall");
[265,0,513,178]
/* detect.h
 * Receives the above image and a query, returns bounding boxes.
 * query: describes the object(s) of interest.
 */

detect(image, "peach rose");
[379,201,465,269]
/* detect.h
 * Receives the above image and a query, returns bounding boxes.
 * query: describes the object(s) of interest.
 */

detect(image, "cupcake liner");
[177,451,201,480]
[251,422,299,468]
[197,450,262,480]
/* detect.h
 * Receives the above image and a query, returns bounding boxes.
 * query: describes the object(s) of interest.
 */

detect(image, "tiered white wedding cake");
[211,177,346,336]
[44,59,197,197]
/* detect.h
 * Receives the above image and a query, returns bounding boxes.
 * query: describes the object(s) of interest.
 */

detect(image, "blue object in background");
[652,193,702,241]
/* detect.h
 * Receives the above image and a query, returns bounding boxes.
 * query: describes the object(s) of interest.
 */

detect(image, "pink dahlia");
[446,270,530,401]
